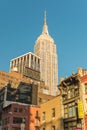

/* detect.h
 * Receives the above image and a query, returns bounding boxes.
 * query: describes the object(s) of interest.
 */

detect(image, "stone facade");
[24,67,40,81]
[59,68,87,130]
[59,74,82,130]
[10,52,41,81]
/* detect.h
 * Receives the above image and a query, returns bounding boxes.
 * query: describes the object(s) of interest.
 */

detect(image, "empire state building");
[34,11,58,96]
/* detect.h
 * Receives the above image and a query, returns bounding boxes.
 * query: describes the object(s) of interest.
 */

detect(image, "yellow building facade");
[40,95,63,130]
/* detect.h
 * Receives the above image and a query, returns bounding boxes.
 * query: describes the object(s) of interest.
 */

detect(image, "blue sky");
[0,0,87,82]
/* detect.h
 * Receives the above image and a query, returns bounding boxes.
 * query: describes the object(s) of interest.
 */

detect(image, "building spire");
[44,10,46,25]
[42,10,49,35]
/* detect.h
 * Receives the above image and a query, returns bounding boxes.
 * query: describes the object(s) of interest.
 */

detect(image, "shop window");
[64,121,77,130]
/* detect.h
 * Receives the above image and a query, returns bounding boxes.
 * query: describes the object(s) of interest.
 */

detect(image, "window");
[39,98,42,102]
[64,108,68,118]
[71,89,74,97]
[14,107,17,112]
[74,89,79,96]
[3,118,9,125]
[42,112,45,121]
[3,128,8,130]
[52,125,55,130]
[64,103,76,118]
[13,117,23,124]
[35,111,38,118]
[35,118,39,127]
[19,108,22,113]
[68,90,70,99]
[52,108,55,118]
[85,84,87,93]
[12,128,21,130]
[1,94,4,101]
[64,121,77,130]
[69,107,76,117]
[86,99,87,103]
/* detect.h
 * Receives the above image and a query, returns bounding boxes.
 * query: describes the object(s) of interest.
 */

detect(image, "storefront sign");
[78,101,84,118]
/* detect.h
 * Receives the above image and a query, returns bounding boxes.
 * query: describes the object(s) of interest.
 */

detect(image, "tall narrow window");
[85,84,87,93]
[52,125,55,130]
[35,113,39,128]
[52,108,55,118]
[42,112,45,121]
[35,111,38,118]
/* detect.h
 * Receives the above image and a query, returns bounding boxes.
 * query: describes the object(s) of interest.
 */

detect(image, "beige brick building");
[0,70,55,105]
[0,70,40,89]
[40,95,63,130]
[34,11,58,96]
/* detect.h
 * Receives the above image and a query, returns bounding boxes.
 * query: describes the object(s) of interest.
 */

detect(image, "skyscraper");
[34,11,58,96]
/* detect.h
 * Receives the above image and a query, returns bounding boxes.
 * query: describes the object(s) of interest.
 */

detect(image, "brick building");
[0,70,55,129]
[40,95,62,130]
[0,80,38,129]
[80,73,87,130]
[2,103,40,130]
[0,70,43,90]
[0,70,46,103]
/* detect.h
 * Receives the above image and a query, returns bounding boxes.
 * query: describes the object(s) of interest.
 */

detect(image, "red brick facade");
[80,75,87,130]
[2,103,40,130]
[85,115,87,130]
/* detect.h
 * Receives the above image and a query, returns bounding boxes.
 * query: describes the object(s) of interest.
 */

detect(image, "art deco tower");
[34,11,58,96]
